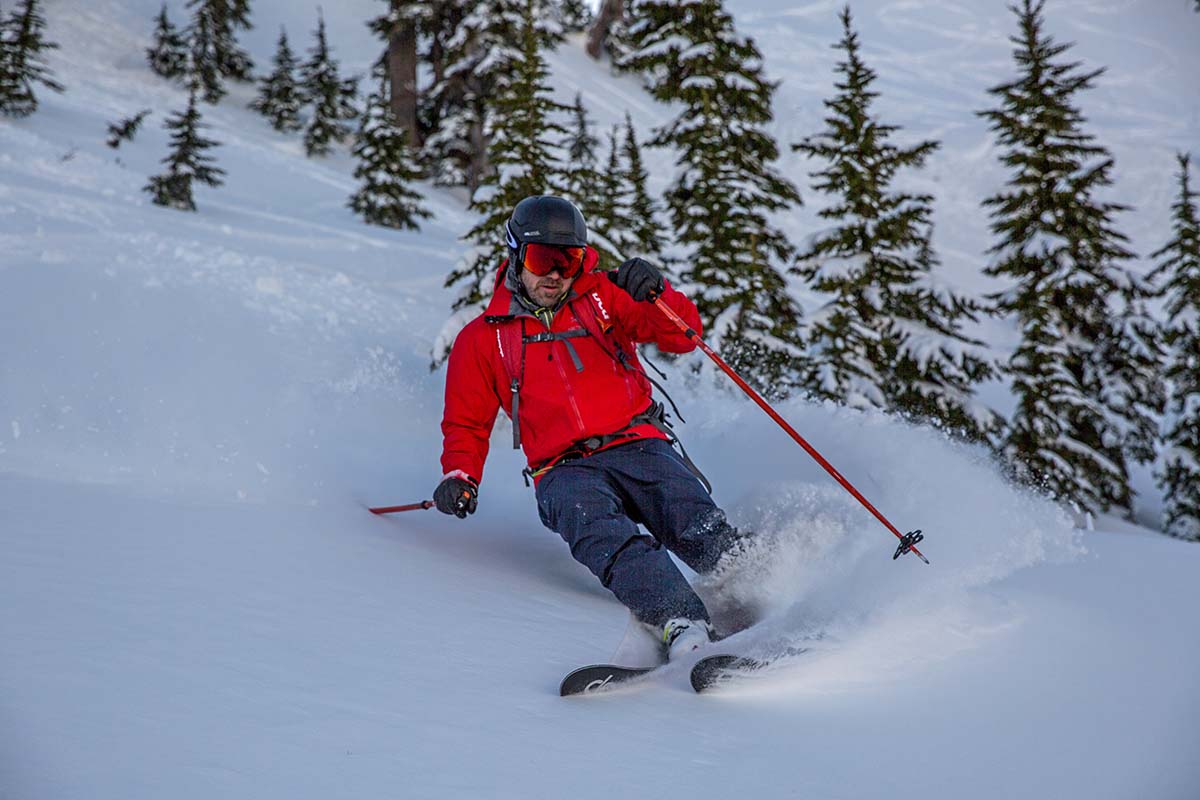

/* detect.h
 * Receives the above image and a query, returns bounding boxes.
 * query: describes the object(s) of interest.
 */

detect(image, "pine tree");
[586,124,633,265]
[979,0,1153,514]
[144,88,225,212]
[369,1,428,145]
[146,3,188,79]
[0,0,63,118]
[421,0,562,191]
[558,0,593,32]
[250,28,302,132]
[562,93,602,213]
[446,0,567,314]
[621,112,662,259]
[1151,153,1200,540]
[348,75,431,230]
[793,6,996,436]
[184,0,254,104]
[624,0,804,399]
[301,10,359,157]
[106,109,152,148]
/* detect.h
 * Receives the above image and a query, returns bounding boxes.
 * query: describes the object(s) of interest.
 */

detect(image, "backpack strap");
[485,316,527,450]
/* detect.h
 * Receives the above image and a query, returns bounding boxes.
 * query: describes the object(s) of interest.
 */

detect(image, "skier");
[435,195,746,661]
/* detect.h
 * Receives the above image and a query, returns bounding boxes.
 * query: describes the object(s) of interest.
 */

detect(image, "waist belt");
[522,400,712,493]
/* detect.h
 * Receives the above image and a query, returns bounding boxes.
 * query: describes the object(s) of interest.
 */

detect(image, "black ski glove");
[609,257,665,302]
[434,475,478,518]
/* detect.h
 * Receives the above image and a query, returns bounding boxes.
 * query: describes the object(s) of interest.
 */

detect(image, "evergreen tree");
[624,0,804,399]
[106,109,152,148]
[562,93,602,213]
[369,1,428,144]
[348,75,431,230]
[793,6,996,436]
[146,3,188,80]
[144,88,225,212]
[184,0,254,104]
[0,0,63,118]
[421,0,562,191]
[446,0,566,314]
[1151,153,1200,540]
[621,111,662,259]
[301,10,359,157]
[558,0,593,32]
[979,0,1152,514]
[250,27,302,132]
[586,124,633,265]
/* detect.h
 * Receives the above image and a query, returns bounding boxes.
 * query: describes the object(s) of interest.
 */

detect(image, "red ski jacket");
[440,249,702,486]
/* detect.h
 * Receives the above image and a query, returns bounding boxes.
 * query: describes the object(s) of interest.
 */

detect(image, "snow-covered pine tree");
[586,124,632,266]
[369,0,426,145]
[1151,153,1200,540]
[558,0,593,32]
[793,6,996,436]
[348,74,430,230]
[106,109,151,148]
[979,0,1149,515]
[621,111,661,259]
[562,93,601,213]
[1095,269,1165,513]
[301,10,359,157]
[445,0,566,316]
[184,0,254,104]
[0,0,63,118]
[624,0,804,399]
[144,88,225,212]
[421,0,561,191]
[250,28,302,132]
[146,3,188,80]
[220,0,254,80]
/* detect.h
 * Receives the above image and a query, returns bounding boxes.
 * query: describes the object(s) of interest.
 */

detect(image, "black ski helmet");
[505,196,588,261]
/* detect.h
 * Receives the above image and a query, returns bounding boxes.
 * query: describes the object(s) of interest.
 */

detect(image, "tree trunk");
[387,15,419,145]
[586,0,624,60]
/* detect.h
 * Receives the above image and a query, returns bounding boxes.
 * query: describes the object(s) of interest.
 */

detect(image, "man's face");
[519,263,575,308]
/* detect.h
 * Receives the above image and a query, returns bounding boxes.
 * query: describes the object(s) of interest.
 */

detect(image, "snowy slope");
[3,1,1200,799]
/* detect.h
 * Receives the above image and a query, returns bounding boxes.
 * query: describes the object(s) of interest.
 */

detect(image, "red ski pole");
[370,500,434,515]
[653,297,928,564]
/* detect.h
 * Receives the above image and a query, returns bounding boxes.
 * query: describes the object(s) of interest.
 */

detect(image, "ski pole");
[652,296,929,564]
[370,500,434,515]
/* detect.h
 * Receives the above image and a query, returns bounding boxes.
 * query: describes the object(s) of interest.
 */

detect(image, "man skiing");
[434,195,745,661]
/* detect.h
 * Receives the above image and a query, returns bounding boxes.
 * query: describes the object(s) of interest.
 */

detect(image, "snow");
[3,1,1200,799]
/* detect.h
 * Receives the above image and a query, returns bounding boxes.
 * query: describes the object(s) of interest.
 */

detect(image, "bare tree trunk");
[387,12,420,145]
[586,0,624,60]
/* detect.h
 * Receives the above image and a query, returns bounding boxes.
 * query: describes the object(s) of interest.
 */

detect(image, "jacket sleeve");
[440,321,501,485]
[611,278,702,354]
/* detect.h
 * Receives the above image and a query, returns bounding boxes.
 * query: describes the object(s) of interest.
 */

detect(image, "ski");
[559,663,658,696]
[689,654,767,692]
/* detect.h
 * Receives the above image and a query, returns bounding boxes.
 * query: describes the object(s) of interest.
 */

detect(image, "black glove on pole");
[609,257,665,302]
[433,476,478,518]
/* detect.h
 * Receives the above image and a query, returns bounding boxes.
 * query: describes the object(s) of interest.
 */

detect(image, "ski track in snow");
[2,1,1199,799]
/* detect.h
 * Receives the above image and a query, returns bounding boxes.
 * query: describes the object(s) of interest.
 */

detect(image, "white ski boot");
[662,618,714,661]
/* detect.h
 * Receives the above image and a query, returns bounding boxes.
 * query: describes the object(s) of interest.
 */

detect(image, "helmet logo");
[504,223,518,249]
[526,230,541,237]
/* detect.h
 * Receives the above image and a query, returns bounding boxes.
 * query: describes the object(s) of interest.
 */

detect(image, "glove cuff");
[441,470,478,486]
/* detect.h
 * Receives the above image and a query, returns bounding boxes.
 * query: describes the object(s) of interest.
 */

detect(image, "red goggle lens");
[521,243,586,278]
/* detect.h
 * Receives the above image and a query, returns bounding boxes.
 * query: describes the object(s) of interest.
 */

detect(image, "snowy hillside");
[2,1,1199,799]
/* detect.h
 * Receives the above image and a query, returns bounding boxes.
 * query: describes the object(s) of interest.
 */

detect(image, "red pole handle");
[370,500,435,515]
[652,297,928,564]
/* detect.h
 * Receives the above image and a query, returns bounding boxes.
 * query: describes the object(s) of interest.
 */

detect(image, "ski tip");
[690,654,758,693]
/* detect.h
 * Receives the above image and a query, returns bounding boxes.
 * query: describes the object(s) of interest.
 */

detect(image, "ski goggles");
[520,242,587,278]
